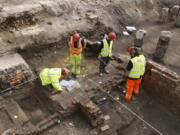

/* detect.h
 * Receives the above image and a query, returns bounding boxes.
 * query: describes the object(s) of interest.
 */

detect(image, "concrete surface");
[0,53,29,70]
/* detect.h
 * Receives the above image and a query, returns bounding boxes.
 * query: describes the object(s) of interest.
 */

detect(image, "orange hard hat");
[73,33,80,42]
[127,46,138,52]
[108,32,116,40]
[62,68,70,76]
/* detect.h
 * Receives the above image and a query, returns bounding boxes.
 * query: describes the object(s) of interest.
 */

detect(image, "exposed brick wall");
[79,98,104,127]
[142,60,180,117]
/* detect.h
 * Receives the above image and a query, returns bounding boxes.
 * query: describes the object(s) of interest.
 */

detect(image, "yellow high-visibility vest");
[128,55,146,79]
[39,68,63,91]
[100,39,113,57]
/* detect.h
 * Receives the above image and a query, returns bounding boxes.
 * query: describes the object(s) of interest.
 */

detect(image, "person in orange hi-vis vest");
[68,33,87,78]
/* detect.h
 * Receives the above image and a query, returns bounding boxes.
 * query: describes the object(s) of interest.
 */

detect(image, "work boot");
[133,90,139,95]
[124,95,132,101]
[104,70,109,74]
[99,73,103,77]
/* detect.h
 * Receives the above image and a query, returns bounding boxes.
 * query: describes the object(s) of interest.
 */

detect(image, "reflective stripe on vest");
[128,55,146,79]
[100,39,113,57]
[39,68,62,86]
[48,68,62,90]
[70,36,82,55]
[48,68,62,78]
[139,55,146,76]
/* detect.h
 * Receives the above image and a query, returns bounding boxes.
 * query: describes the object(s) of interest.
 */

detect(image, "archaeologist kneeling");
[124,46,146,101]
[39,68,70,92]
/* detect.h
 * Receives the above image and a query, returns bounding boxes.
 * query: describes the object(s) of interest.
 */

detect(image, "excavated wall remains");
[142,60,180,117]
[0,0,180,134]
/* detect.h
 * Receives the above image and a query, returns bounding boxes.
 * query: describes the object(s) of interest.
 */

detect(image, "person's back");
[124,46,146,101]
[128,54,146,79]
[39,68,66,91]
[39,68,52,86]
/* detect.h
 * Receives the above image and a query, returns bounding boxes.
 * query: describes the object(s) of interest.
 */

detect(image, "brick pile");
[79,99,105,127]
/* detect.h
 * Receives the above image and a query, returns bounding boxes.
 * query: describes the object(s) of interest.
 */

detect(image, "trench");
[0,0,179,135]
[13,31,180,135]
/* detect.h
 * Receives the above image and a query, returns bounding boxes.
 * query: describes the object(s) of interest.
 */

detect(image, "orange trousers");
[124,78,142,101]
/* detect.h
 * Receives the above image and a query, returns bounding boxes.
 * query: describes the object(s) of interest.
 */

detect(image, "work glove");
[96,41,101,45]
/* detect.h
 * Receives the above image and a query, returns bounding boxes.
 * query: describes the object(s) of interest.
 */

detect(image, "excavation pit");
[0,0,180,134]
[17,95,51,125]
[1,49,179,135]
[0,108,14,133]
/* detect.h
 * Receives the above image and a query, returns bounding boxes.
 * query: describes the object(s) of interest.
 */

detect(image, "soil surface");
[0,0,180,135]
[19,40,180,135]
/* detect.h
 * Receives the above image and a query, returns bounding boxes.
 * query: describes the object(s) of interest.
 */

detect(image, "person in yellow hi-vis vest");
[68,33,87,78]
[97,32,116,76]
[124,46,146,101]
[39,68,70,91]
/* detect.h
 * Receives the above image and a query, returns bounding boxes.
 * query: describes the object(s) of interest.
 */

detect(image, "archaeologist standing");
[39,68,70,91]
[124,46,146,101]
[68,33,87,78]
[97,32,116,76]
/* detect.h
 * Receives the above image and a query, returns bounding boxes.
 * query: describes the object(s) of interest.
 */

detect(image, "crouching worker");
[39,68,70,92]
[124,46,146,101]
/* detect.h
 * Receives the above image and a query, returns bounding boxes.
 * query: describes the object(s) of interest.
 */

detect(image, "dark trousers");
[99,57,110,73]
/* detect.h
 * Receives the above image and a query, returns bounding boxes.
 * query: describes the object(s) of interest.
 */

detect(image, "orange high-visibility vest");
[70,37,82,55]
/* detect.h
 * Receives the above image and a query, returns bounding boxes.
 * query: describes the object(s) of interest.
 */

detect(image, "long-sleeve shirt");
[99,39,112,52]
[39,68,63,91]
